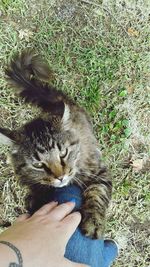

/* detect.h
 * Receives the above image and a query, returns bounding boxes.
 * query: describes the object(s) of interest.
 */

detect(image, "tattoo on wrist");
[0,241,23,267]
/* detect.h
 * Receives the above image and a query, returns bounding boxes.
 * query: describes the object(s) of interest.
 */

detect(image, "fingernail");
[69,198,76,203]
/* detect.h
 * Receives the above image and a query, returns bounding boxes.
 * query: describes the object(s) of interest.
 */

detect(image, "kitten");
[0,50,112,239]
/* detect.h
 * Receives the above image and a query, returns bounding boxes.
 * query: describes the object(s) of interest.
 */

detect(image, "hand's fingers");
[63,258,90,267]
[61,212,81,244]
[15,213,30,223]
[47,202,75,221]
[33,201,58,216]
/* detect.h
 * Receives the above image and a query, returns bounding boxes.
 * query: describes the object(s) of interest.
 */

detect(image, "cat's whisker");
[79,170,98,177]
[74,179,84,189]
[74,176,88,189]
[73,176,83,188]
[78,171,101,181]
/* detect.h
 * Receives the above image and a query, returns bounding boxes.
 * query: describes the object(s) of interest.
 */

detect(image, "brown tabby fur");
[0,50,112,239]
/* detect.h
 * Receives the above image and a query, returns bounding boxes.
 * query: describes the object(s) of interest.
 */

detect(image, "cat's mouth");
[42,175,73,188]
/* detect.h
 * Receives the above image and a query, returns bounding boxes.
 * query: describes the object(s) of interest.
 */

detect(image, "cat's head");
[0,112,80,188]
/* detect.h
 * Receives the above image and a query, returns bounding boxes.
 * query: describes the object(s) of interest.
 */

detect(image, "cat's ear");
[61,104,71,129]
[0,128,23,146]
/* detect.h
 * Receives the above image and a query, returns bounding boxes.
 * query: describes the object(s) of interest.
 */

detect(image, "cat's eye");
[60,148,68,159]
[32,162,43,168]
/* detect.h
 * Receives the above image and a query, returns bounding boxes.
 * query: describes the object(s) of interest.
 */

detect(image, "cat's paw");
[25,194,37,214]
[80,214,105,239]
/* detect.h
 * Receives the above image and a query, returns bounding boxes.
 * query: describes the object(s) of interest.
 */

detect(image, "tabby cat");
[0,50,112,239]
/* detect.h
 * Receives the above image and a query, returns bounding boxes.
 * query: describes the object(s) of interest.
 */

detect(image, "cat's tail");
[5,50,68,115]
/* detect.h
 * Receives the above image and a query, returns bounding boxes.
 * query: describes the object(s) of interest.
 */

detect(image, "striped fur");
[0,50,112,239]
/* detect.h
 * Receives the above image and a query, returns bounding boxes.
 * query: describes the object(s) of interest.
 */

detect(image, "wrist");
[0,242,16,267]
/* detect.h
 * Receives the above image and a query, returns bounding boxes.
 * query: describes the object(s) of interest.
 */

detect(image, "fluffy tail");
[5,50,67,116]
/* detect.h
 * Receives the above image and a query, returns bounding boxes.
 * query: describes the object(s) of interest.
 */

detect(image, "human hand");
[0,201,89,267]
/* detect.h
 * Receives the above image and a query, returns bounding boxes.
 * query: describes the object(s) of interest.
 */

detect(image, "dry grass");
[0,0,150,266]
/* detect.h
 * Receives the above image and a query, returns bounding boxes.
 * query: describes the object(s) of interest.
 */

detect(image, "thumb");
[63,258,90,267]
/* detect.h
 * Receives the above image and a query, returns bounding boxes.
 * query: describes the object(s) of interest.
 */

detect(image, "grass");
[0,0,150,265]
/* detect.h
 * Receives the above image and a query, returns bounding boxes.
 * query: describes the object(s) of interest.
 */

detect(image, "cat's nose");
[57,177,63,182]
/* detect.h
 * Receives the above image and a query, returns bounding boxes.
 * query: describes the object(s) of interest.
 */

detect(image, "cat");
[0,50,112,239]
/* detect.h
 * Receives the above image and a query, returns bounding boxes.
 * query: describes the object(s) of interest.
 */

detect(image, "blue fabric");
[103,240,119,267]
[49,184,118,267]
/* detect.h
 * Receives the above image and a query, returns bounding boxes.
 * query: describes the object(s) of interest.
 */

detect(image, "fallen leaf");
[131,158,144,172]
[126,84,134,95]
[127,28,139,37]
[18,29,33,41]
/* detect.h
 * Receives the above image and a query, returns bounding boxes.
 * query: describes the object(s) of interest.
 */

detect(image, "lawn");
[0,0,150,266]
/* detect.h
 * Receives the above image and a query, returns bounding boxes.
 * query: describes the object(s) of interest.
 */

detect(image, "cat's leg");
[80,177,112,239]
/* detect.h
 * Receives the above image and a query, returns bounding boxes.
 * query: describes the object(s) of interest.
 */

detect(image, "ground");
[0,0,150,266]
